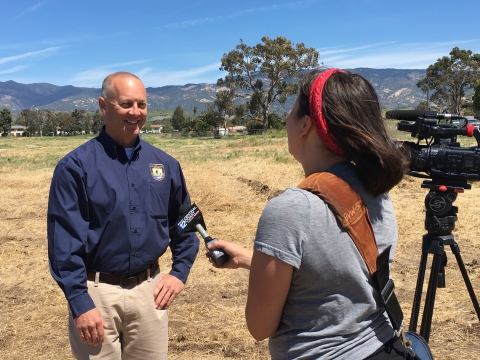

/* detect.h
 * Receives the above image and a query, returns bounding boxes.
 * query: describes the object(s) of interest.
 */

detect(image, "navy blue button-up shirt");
[48,128,199,318]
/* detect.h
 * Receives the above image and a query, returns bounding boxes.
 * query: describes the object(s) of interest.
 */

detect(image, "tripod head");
[421,178,470,236]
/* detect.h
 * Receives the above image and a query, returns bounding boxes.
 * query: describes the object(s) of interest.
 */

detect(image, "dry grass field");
[1,128,479,359]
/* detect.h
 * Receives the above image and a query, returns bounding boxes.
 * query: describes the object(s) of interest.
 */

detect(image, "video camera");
[390,111,480,344]
[386,110,480,181]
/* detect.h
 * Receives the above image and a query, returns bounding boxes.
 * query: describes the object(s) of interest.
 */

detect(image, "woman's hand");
[206,240,253,270]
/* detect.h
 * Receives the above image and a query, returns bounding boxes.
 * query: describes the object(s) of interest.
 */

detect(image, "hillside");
[0,68,427,114]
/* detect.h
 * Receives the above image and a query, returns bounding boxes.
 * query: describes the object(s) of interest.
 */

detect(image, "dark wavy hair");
[297,69,409,197]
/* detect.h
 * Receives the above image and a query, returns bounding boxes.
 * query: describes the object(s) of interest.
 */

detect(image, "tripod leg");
[450,244,480,321]
[437,251,447,288]
[410,250,429,332]
[420,252,442,343]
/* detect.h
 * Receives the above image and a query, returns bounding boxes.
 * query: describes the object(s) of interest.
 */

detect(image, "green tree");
[214,87,236,120]
[17,109,36,136]
[194,120,211,133]
[197,104,223,130]
[71,109,89,134]
[171,105,185,131]
[143,122,152,133]
[39,109,56,136]
[0,108,12,136]
[245,119,264,134]
[460,92,476,116]
[415,100,429,111]
[91,110,104,134]
[182,117,197,132]
[34,109,55,136]
[231,103,248,125]
[268,112,285,130]
[218,36,319,131]
[416,47,480,114]
[162,123,174,134]
[473,80,480,111]
[56,112,77,135]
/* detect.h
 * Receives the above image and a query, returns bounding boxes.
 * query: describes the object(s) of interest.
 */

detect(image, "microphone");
[176,203,229,266]
[386,110,465,121]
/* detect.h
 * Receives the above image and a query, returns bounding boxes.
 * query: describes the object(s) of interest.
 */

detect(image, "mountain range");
[0,68,427,114]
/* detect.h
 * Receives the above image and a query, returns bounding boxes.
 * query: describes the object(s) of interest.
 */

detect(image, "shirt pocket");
[147,181,170,228]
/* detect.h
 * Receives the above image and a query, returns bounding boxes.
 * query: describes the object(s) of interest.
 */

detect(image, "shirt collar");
[97,126,142,162]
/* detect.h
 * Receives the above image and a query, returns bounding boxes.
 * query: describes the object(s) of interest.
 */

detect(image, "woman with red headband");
[207,69,409,359]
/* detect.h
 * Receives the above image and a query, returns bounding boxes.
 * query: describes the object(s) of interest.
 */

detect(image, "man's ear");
[98,97,107,116]
[300,115,314,137]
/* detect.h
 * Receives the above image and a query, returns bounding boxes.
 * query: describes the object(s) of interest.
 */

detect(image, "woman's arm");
[207,241,294,340]
[245,250,293,341]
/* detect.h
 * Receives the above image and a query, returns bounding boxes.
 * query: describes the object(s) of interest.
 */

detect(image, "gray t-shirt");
[254,162,397,360]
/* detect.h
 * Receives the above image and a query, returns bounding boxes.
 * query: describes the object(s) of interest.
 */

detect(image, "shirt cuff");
[169,263,191,284]
[69,293,96,318]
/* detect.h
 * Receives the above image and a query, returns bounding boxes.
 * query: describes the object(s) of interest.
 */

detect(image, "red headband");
[309,68,344,155]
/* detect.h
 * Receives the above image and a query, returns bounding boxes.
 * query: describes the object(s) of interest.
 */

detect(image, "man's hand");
[74,308,107,346]
[153,274,184,310]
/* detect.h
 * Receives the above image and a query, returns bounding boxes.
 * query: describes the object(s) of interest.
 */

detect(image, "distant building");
[10,125,25,136]
[214,128,229,138]
[228,126,247,132]
[140,124,163,134]
[151,124,163,133]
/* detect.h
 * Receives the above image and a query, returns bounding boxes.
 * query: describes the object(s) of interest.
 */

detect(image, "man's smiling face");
[99,75,147,148]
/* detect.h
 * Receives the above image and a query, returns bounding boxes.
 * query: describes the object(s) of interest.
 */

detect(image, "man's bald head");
[101,72,143,101]
[98,72,147,148]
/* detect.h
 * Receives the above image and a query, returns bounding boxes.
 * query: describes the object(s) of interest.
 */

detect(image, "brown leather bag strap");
[299,172,406,332]
[298,172,379,275]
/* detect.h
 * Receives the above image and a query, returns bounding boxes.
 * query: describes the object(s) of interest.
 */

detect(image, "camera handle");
[409,180,480,343]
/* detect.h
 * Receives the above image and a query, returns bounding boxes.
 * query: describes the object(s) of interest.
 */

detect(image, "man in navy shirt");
[47,72,199,359]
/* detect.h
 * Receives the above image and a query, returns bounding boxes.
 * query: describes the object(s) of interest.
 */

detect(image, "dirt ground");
[1,135,479,359]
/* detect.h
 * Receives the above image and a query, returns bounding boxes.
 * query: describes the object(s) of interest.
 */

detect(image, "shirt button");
[131,183,135,187]
[133,252,138,257]
[132,206,137,211]
[134,229,138,233]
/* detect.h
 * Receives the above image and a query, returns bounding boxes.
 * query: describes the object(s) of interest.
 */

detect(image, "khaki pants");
[69,270,168,360]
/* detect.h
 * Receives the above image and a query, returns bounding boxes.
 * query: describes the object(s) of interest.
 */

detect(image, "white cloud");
[165,0,312,28]
[0,31,136,52]
[13,1,47,20]
[319,40,480,69]
[68,61,224,88]
[318,42,397,56]
[68,60,151,87]
[0,65,27,75]
[0,47,61,65]
[139,62,223,87]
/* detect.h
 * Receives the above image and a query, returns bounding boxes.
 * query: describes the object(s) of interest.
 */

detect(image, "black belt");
[87,262,159,287]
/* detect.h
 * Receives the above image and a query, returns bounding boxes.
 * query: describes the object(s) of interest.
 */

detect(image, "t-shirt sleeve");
[253,189,312,269]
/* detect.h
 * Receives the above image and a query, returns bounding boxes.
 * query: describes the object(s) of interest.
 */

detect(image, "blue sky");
[1,0,479,88]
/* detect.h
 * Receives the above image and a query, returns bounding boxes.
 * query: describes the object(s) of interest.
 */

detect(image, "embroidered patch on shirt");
[150,164,165,181]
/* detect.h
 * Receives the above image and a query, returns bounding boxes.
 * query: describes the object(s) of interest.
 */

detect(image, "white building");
[151,124,163,133]
[10,125,25,136]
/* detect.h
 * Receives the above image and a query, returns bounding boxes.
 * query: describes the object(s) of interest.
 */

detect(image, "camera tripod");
[409,178,480,342]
